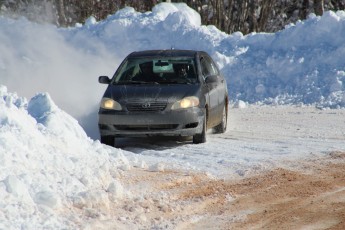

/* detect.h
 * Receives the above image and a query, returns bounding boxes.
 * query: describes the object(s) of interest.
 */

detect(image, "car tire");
[193,112,206,144]
[213,104,227,134]
[101,135,115,147]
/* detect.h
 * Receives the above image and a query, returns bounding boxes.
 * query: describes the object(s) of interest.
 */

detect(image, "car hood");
[103,84,200,103]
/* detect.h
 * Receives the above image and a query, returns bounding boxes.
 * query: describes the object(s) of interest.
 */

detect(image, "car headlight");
[171,96,199,110]
[100,98,122,110]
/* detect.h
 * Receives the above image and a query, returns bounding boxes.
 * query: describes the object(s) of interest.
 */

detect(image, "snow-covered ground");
[1,3,345,229]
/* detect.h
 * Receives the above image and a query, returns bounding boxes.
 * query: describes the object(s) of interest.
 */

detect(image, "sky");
[1,2,345,229]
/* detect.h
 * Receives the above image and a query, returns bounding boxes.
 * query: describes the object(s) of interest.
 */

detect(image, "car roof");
[127,49,200,58]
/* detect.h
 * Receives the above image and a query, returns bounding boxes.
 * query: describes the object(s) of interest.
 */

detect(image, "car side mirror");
[205,75,218,83]
[99,76,111,84]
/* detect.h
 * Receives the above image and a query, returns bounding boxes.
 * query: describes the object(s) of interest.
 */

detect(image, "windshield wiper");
[163,80,192,85]
[114,81,160,85]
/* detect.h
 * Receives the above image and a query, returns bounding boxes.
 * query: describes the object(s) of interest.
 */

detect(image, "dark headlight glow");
[171,96,199,110]
[100,98,122,110]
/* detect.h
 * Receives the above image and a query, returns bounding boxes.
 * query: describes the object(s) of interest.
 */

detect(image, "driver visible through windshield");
[111,57,198,85]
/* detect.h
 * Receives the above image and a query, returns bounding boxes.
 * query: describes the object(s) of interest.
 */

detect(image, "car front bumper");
[98,107,204,137]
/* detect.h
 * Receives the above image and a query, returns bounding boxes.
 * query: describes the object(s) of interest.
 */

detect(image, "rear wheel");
[214,104,227,134]
[100,135,115,147]
[193,113,206,144]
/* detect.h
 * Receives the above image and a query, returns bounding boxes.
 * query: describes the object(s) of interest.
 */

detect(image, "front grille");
[126,101,167,112]
[114,124,178,131]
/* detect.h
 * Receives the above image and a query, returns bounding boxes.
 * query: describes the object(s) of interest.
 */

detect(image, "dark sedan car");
[98,49,228,145]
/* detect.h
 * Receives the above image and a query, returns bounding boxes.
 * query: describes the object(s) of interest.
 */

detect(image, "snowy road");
[118,105,345,179]
[99,105,345,229]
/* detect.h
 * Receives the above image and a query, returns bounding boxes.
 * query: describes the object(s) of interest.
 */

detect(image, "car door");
[200,54,222,127]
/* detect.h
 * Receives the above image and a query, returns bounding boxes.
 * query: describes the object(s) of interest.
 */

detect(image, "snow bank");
[219,11,345,108]
[67,6,345,109]
[0,86,140,229]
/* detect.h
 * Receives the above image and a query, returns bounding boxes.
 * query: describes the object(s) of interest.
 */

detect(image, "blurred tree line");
[0,0,344,34]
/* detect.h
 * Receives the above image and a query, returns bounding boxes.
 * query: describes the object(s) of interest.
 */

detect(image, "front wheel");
[100,135,115,147]
[213,104,227,134]
[193,113,206,144]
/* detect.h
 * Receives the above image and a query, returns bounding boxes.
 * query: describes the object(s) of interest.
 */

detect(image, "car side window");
[200,55,218,77]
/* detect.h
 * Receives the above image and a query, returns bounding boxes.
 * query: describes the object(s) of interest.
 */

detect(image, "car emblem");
[142,102,151,108]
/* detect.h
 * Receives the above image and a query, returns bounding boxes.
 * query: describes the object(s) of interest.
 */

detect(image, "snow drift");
[0,85,143,229]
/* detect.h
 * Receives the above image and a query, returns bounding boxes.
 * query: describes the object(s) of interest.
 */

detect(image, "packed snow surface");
[0,3,345,229]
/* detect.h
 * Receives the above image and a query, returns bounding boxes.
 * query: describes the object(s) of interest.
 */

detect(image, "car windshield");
[111,57,198,85]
